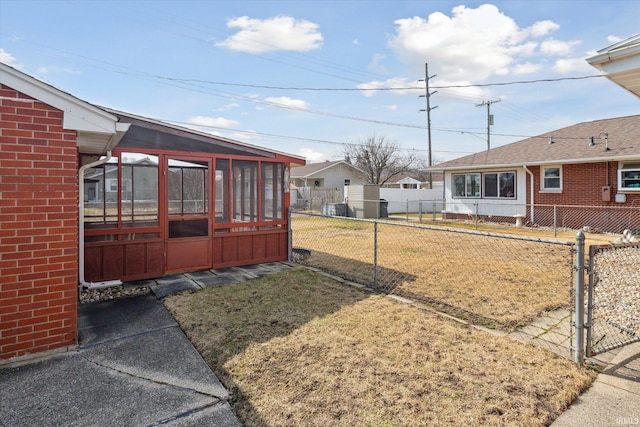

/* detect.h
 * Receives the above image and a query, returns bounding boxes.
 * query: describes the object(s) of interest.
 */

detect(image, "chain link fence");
[291,211,575,332]
[294,198,640,237]
[586,242,640,356]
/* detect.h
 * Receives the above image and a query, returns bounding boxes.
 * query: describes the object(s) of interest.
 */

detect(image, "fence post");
[287,207,292,262]
[574,230,585,365]
[406,200,409,221]
[475,201,479,230]
[585,243,595,358]
[554,205,558,237]
[373,221,378,291]
[433,200,437,221]
[419,199,423,222]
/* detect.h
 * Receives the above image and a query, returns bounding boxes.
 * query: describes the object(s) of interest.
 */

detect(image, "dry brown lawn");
[164,269,594,427]
[291,215,612,329]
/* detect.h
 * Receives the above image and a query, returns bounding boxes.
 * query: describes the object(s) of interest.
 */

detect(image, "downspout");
[523,165,534,224]
[78,152,123,289]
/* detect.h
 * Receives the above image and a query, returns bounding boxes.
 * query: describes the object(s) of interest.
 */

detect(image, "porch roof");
[105,108,305,165]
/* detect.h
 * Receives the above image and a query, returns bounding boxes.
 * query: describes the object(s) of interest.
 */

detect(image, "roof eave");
[430,154,640,171]
[1,62,121,155]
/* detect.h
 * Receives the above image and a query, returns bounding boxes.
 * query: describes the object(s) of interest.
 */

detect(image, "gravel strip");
[593,246,640,340]
[79,285,151,304]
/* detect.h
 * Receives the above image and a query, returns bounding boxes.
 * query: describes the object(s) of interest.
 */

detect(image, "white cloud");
[217,102,239,112]
[511,62,543,75]
[296,147,327,162]
[373,105,398,111]
[187,115,240,129]
[385,4,577,88]
[553,57,593,74]
[607,35,623,44]
[229,130,259,141]
[358,76,488,100]
[215,15,323,54]
[36,66,81,75]
[368,53,388,73]
[357,77,419,97]
[540,38,580,56]
[526,20,559,37]
[352,39,360,46]
[264,96,309,109]
[0,48,20,67]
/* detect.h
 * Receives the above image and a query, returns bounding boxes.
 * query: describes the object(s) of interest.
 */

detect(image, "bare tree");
[343,135,417,185]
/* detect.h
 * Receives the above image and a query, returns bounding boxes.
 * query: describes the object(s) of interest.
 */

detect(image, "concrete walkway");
[0,263,293,426]
[508,308,640,426]
[552,341,640,426]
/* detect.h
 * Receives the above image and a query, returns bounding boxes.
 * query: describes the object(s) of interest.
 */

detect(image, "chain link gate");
[585,242,640,357]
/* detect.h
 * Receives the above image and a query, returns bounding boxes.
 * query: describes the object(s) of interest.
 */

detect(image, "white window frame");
[452,173,481,198]
[618,163,640,192]
[541,165,562,193]
[482,171,516,199]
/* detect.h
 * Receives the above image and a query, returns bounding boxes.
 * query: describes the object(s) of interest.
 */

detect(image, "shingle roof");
[291,160,354,177]
[430,115,640,171]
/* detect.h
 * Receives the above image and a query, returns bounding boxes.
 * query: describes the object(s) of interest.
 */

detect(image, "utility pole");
[476,99,500,150]
[419,63,438,189]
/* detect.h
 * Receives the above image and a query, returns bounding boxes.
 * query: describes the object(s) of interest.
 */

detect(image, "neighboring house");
[382,172,444,189]
[428,33,640,231]
[0,62,304,361]
[290,160,368,188]
[429,115,640,228]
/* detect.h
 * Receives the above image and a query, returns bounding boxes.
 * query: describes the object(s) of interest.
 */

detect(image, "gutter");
[523,165,535,224]
[78,152,123,289]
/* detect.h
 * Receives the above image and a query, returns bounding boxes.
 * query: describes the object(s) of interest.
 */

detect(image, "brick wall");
[0,84,79,360]
[530,163,640,206]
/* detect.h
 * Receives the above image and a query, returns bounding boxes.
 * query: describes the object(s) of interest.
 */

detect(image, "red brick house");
[430,115,640,231]
[1,63,303,361]
[430,34,640,232]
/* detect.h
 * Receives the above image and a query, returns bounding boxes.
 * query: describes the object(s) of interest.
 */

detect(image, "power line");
[164,119,475,155]
[99,72,605,92]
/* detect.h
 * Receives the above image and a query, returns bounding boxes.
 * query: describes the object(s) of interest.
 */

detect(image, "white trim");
[0,62,127,154]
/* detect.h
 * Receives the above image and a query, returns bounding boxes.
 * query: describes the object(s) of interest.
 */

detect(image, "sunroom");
[81,110,304,285]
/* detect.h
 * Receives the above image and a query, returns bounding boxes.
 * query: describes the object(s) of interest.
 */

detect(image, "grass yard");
[291,215,581,329]
[164,269,594,427]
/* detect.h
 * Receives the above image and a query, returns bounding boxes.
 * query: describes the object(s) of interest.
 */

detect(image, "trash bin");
[379,199,388,218]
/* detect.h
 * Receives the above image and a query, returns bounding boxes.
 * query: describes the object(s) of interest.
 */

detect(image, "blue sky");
[1,0,639,163]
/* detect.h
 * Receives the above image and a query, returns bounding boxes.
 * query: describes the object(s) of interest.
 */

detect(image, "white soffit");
[587,34,640,98]
[0,62,124,153]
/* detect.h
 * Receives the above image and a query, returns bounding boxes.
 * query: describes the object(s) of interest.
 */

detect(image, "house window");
[106,179,119,193]
[344,179,351,186]
[452,173,480,198]
[542,166,562,192]
[483,172,515,198]
[619,163,640,190]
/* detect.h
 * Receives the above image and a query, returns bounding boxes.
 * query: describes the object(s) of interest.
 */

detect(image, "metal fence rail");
[291,211,574,333]
[586,242,640,356]
[295,200,640,236]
